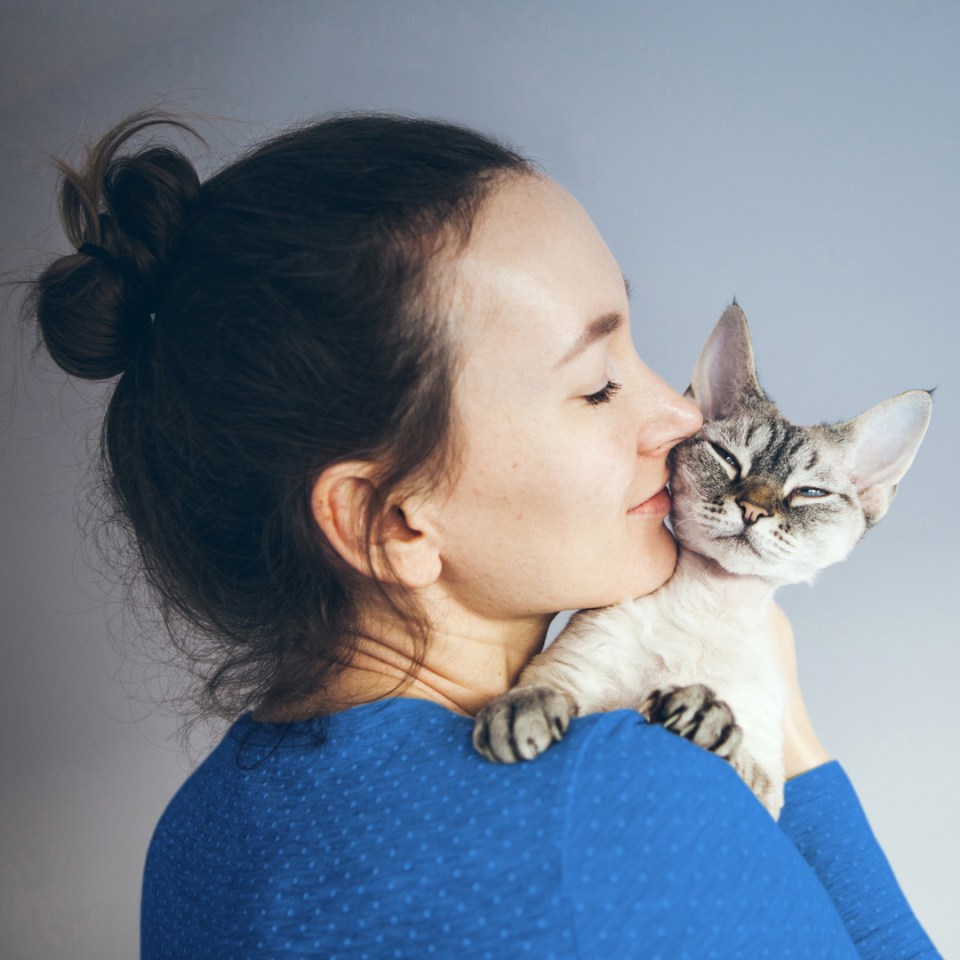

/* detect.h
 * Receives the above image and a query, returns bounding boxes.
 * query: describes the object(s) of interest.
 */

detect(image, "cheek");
[438,437,675,611]
[543,448,637,543]
[443,393,645,551]
[486,414,632,517]
[792,507,866,561]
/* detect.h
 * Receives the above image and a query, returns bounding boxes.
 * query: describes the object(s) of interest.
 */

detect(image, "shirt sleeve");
[778,762,941,959]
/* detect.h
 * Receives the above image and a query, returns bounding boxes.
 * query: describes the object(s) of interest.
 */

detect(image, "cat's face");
[670,401,868,583]
[667,305,931,585]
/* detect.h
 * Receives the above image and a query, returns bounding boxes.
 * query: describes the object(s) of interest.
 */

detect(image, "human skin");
[294,174,831,778]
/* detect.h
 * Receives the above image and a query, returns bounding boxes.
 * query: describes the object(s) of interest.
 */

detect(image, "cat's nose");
[738,500,771,525]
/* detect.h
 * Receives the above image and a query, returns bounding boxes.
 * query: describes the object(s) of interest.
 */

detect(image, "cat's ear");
[686,303,765,420]
[838,389,933,526]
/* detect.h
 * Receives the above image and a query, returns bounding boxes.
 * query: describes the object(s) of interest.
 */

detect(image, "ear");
[686,303,765,420]
[310,461,443,589]
[838,389,933,526]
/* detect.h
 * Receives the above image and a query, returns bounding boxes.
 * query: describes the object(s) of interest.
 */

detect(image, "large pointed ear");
[686,303,765,420]
[839,389,933,526]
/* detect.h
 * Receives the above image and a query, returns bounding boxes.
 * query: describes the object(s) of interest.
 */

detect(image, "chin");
[628,524,679,598]
[689,536,817,586]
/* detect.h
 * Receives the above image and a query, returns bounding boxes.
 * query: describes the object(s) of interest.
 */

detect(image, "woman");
[31,112,938,957]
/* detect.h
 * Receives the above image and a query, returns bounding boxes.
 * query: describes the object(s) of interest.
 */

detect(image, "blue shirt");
[142,698,939,958]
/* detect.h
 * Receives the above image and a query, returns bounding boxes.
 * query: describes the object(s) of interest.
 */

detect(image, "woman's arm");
[768,603,832,780]
[769,604,941,957]
[779,763,941,958]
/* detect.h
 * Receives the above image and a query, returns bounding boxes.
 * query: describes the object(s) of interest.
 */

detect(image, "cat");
[472,303,932,818]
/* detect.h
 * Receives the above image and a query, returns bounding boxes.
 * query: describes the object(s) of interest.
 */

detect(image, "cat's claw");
[473,685,575,763]
[644,683,743,760]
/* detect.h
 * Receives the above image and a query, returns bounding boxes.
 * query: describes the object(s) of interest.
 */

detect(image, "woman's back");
[141,699,903,959]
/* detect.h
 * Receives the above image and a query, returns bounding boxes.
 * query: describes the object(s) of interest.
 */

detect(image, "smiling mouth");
[628,487,672,517]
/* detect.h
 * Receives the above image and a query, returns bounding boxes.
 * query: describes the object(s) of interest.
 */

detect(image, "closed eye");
[708,442,741,476]
[584,380,622,406]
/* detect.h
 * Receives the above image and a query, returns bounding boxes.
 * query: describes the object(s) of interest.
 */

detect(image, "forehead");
[707,413,843,482]
[446,175,625,365]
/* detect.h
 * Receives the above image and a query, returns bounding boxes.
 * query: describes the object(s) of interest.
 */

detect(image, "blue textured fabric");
[141,699,940,958]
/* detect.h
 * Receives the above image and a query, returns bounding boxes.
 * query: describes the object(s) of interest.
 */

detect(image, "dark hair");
[29,110,533,725]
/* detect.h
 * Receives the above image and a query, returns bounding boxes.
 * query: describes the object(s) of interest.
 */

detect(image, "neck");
[674,548,780,610]
[254,592,550,723]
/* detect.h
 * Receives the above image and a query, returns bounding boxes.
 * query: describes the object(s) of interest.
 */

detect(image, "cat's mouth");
[718,531,765,557]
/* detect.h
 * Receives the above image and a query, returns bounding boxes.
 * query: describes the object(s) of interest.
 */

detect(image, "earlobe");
[310,463,444,589]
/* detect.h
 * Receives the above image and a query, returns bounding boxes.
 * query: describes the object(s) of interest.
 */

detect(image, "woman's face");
[429,175,702,620]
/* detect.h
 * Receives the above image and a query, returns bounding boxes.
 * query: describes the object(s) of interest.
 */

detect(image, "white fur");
[519,553,787,815]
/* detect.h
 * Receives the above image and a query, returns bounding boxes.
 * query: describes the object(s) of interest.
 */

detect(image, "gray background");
[1,2,957,957]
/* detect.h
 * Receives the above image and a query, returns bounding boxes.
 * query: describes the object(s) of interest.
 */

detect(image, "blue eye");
[794,487,829,498]
[585,381,622,406]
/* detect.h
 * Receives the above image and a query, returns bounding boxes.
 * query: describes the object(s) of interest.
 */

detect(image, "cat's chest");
[624,562,776,681]
[622,571,786,756]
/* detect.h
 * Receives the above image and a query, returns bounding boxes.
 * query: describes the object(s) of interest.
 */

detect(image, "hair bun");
[32,112,202,380]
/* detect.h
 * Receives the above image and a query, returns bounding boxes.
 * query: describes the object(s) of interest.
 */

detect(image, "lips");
[627,486,672,517]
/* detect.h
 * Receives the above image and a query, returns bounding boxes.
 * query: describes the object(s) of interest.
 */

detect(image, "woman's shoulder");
[193,697,752,801]
[326,697,747,792]
[159,697,765,852]
[550,707,769,832]
[352,698,764,828]
[563,707,743,785]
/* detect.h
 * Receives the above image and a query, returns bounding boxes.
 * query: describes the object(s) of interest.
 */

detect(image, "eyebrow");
[555,274,632,368]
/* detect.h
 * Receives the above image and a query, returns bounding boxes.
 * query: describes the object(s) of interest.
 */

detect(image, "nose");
[735,478,778,525]
[635,365,703,456]
[738,500,770,525]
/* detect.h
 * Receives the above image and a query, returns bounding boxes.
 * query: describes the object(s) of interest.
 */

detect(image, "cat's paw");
[473,685,575,763]
[644,684,743,761]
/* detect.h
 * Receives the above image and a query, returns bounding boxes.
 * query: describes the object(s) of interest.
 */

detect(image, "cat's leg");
[729,724,786,820]
[473,603,661,763]
[731,754,784,820]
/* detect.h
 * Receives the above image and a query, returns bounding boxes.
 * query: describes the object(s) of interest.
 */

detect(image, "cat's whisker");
[758,530,794,554]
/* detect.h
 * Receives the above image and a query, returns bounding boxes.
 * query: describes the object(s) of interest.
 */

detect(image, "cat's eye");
[584,380,622,406]
[708,442,741,474]
[791,487,830,499]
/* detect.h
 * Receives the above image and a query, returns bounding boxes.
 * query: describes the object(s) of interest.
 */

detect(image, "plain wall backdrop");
[1,2,957,957]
